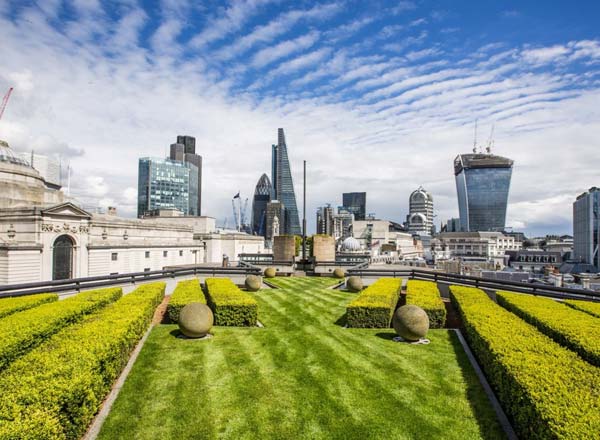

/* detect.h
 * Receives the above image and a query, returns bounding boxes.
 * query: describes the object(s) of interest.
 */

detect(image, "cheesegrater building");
[454,153,513,232]
[271,128,301,235]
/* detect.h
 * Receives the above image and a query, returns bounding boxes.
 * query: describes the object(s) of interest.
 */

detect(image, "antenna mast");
[486,124,495,154]
[472,119,478,153]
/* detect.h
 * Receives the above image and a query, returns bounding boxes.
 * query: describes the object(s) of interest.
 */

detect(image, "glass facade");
[454,154,513,232]
[342,192,366,221]
[272,128,301,235]
[137,157,197,217]
[573,188,599,270]
[251,173,274,237]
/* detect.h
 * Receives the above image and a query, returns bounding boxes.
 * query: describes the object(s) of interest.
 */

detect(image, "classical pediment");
[41,202,92,219]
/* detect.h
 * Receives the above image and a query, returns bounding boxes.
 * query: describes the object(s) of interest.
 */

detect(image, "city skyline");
[1,2,599,236]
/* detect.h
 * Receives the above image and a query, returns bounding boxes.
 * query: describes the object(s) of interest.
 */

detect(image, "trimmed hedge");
[564,298,600,319]
[346,278,401,328]
[0,282,165,440]
[0,293,58,320]
[167,279,206,323]
[205,278,257,326]
[450,285,600,439]
[405,280,446,328]
[496,290,600,367]
[0,287,122,371]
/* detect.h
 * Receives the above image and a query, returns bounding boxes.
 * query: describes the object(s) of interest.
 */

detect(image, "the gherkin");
[251,173,274,237]
[271,128,301,235]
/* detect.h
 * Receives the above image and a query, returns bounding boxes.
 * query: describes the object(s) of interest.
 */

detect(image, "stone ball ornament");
[332,268,345,279]
[392,305,430,344]
[346,276,363,292]
[178,303,214,338]
[264,267,277,278]
[245,275,262,292]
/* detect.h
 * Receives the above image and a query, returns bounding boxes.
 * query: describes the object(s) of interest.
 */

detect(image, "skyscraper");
[169,135,202,215]
[316,204,334,235]
[454,153,513,232]
[342,192,366,221]
[407,186,434,235]
[271,128,301,235]
[573,187,599,270]
[137,157,195,216]
[251,173,274,237]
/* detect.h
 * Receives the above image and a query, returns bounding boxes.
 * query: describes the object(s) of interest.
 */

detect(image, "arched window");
[53,235,74,280]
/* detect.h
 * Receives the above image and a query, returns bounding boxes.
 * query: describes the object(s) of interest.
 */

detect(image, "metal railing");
[0,265,261,298]
[347,268,600,302]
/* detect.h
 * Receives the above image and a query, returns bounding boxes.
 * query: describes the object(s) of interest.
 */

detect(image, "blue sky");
[1,0,599,236]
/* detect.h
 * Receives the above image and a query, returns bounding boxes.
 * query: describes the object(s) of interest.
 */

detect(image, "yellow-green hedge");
[450,285,600,439]
[0,287,122,371]
[564,298,600,319]
[167,279,206,323]
[496,290,600,367]
[0,282,165,440]
[405,280,446,328]
[205,278,257,326]
[346,278,401,328]
[0,293,58,320]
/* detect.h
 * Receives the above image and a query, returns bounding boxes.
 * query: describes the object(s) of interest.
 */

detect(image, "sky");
[0,0,599,236]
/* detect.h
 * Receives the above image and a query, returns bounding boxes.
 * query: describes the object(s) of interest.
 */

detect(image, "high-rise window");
[342,192,366,221]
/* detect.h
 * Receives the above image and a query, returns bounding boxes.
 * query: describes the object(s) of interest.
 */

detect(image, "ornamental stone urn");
[346,276,363,292]
[178,303,214,338]
[245,275,262,291]
[393,305,429,341]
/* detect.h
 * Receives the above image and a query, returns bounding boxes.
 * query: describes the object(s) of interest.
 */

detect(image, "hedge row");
[0,293,58,320]
[0,282,165,440]
[0,287,122,371]
[346,278,401,328]
[496,290,600,367]
[167,279,206,323]
[205,278,257,326]
[405,280,446,328]
[450,285,600,439]
[564,298,600,319]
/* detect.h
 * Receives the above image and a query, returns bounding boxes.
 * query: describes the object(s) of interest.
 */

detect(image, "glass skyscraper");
[454,153,513,232]
[251,173,274,237]
[573,187,599,270]
[342,192,366,221]
[137,157,198,217]
[271,128,301,235]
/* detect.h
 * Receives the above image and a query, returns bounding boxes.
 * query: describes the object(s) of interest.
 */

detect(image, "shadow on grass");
[449,331,507,440]
[334,312,347,327]
[374,332,396,341]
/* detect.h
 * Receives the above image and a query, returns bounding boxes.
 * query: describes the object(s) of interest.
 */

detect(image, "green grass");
[99,277,504,440]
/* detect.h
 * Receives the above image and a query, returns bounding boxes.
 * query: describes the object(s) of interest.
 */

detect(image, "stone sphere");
[245,275,262,291]
[264,267,277,278]
[333,268,345,279]
[346,276,363,292]
[393,305,429,341]
[178,302,213,338]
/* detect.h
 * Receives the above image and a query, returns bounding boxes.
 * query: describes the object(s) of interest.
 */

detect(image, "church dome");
[342,236,361,251]
[0,140,31,167]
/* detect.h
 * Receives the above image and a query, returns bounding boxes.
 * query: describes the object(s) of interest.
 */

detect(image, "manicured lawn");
[99,277,504,440]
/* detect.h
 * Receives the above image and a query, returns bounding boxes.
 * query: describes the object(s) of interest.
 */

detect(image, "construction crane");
[0,87,14,121]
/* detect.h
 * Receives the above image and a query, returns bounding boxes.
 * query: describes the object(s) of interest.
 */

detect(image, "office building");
[407,186,434,235]
[316,204,334,235]
[342,192,366,221]
[251,173,274,237]
[169,135,202,215]
[265,200,285,243]
[17,151,62,189]
[271,128,301,235]
[573,187,600,270]
[332,208,353,240]
[454,153,513,232]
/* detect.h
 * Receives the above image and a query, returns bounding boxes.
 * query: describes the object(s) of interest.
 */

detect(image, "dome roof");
[410,186,433,202]
[0,140,31,167]
[342,236,361,251]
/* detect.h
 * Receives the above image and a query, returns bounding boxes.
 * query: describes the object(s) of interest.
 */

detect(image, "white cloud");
[522,45,570,64]
[251,31,320,68]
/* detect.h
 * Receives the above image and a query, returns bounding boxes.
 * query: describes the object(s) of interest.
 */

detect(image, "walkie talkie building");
[271,128,301,235]
[454,153,513,232]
